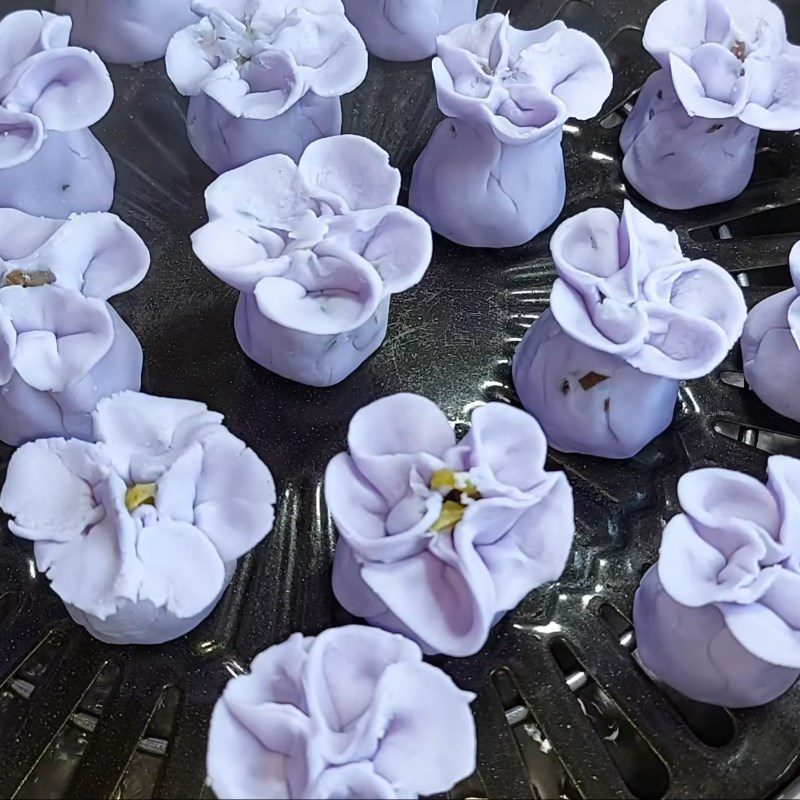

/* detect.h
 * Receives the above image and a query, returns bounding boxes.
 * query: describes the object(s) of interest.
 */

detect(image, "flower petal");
[135,519,226,618]
[0,285,114,392]
[299,135,401,212]
[165,19,218,97]
[253,249,383,335]
[740,54,800,131]
[0,107,43,168]
[669,50,748,119]
[0,208,62,260]
[193,430,276,563]
[0,304,15,384]
[0,438,105,543]
[204,152,310,230]
[308,764,398,800]
[3,47,113,131]
[269,9,367,97]
[369,661,476,796]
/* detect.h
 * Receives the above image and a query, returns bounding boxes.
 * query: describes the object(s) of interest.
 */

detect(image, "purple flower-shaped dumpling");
[409,13,612,248]
[343,0,477,62]
[0,9,115,218]
[634,456,800,707]
[55,0,198,65]
[513,202,747,459]
[0,391,276,645]
[742,241,800,423]
[207,625,476,799]
[326,394,574,656]
[621,0,800,209]
[0,209,150,445]
[192,135,432,387]
[166,0,368,173]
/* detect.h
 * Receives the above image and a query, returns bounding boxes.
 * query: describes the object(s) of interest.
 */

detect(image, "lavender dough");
[0,391,277,645]
[207,625,477,799]
[409,13,612,248]
[166,0,368,173]
[0,209,150,445]
[634,456,800,707]
[621,0,800,210]
[742,241,800,422]
[55,0,198,65]
[513,202,747,459]
[0,10,115,218]
[193,135,432,387]
[343,0,477,61]
[326,394,575,657]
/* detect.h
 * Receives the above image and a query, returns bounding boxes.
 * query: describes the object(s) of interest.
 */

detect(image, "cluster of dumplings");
[0,1,799,798]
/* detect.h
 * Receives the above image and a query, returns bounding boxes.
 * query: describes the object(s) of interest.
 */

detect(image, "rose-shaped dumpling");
[55,0,198,65]
[621,0,800,209]
[0,391,276,645]
[409,13,612,248]
[742,241,800,423]
[0,9,115,218]
[0,210,150,445]
[207,625,477,799]
[633,456,800,707]
[166,0,368,173]
[513,201,747,459]
[326,394,574,657]
[192,135,432,387]
[343,0,477,62]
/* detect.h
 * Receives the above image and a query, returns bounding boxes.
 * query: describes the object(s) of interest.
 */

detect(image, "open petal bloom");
[634,456,800,707]
[56,0,198,65]
[0,9,115,217]
[742,241,800,422]
[326,395,574,657]
[0,391,276,645]
[207,626,477,799]
[621,0,800,209]
[514,202,746,458]
[343,0,477,62]
[0,210,150,446]
[409,13,612,248]
[192,135,432,387]
[166,0,368,172]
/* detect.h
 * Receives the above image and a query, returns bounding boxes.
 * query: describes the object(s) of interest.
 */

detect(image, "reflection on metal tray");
[2,0,800,797]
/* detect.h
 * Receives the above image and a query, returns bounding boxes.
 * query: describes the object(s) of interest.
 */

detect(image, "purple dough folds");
[343,0,477,62]
[513,201,747,458]
[0,209,150,446]
[55,0,198,65]
[0,391,277,645]
[409,13,612,248]
[166,0,368,173]
[633,456,800,707]
[621,0,800,210]
[326,394,575,657]
[207,625,477,799]
[0,9,115,217]
[742,241,800,423]
[192,135,432,387]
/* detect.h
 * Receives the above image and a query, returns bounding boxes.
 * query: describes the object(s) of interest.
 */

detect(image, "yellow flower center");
[428,469,481,533]
[125,483,157,512]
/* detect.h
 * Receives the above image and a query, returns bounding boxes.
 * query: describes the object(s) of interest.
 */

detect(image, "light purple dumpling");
[0,10,115,218]
[513,202,747,459]
[207,625,477,799]
[409,13,612,249]
[634,456,800,707]
[742,241,800,422]
[192,135,432,387]
[326,394,575,657]
[166,0,368,173]
[343,0,477,62]
[0,209,150,445]
[55,0,198,65]
[0,391,276,645]
[621,0,800,210]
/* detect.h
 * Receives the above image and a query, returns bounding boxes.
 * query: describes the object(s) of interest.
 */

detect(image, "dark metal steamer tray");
[2,0,800,797]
